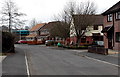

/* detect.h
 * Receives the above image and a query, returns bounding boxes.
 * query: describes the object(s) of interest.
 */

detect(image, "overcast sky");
[0,0,119,26]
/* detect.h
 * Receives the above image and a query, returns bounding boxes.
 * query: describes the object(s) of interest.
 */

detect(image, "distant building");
[70,14,104,45]
[102,1,120,51]
[26,21,65,44]
[12,29,29,41]
[26,23,46,44]
[42,21,62,40]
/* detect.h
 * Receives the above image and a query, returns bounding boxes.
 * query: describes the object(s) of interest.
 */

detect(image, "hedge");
[2,32,15,53]
[63,45,88,49]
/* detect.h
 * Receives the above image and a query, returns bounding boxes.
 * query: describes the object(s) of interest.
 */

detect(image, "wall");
[114,15,120,51]
[103,13,120,51]
[70,36,77,44]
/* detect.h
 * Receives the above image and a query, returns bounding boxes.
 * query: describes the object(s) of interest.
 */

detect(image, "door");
[107,31,113,49]
[108,39,113,49]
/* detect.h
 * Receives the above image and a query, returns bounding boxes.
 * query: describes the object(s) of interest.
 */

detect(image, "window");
[107,14,112,22]
[37,31,40,35]
[116,32,120,42]
[92,33,100,36]
[16,32,19,34]
[116,12,120,20]
[94,26,98,30]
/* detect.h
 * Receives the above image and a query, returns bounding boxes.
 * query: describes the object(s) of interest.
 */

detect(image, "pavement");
[2,47,27,75]
[0,56,6,62]
[71,50,118,66]
[0,56,5,77]
[108,49,119,57]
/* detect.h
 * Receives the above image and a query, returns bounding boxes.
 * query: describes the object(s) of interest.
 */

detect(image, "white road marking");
[25,52,30,77]
[85,56,120,67]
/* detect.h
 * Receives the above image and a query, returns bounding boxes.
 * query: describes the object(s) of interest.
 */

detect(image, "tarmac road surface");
[2,44,118,76]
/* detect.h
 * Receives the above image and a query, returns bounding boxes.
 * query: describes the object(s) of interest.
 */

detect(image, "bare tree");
[49,21,69,39]
[29,18,37,28]
[72,1,97,45]
[50,1,76,39]
[29,18,42,28]
[51,1,97,45]
[25,26,30,30]
[61,1,77,24]
[0,0,26,32]
[72,15,96,45]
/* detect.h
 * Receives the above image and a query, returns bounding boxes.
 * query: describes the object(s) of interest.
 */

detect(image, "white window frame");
[116,12,120,20]
[107,14,112,22]
[116,32,120,42]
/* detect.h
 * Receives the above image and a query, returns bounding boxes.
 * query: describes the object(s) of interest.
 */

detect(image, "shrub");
[2,32,15,53]
[63,45,88,49]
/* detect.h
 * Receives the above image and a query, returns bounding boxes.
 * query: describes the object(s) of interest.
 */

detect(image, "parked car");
[18,40,27,44]
[45,40,55,46]
[15,41,19,44]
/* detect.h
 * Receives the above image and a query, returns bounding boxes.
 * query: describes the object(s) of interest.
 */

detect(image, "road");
[13,44,118,75]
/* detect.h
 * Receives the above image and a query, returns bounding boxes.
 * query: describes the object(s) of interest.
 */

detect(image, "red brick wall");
[114,16,120,51]
[70,36,93,45]
[103,33,108,48]
[103,15,113,26]
[103,13,120,51]
[103,15,112,49]
[86,36,93,44]
[70,36,77,44]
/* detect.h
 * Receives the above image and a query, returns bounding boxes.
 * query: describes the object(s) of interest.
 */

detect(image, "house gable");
[30,23,46,31]
[102,1,120,15]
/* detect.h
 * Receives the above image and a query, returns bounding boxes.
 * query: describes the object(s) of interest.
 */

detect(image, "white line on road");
[85,56,120,67]
[25,51,30,77]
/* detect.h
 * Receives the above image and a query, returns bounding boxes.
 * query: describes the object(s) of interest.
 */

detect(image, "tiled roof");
[41,21,60,30]
[102,1,120,15]
[30,23,46,31]
[73,14,104,26]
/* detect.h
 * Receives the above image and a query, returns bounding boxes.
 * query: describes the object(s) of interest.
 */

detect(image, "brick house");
[26,21,62,44]
[70,14,104,45]
[41,21,61,40]
[26,23,46,44]
[42,21,66,44]
[102,1,120,51]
